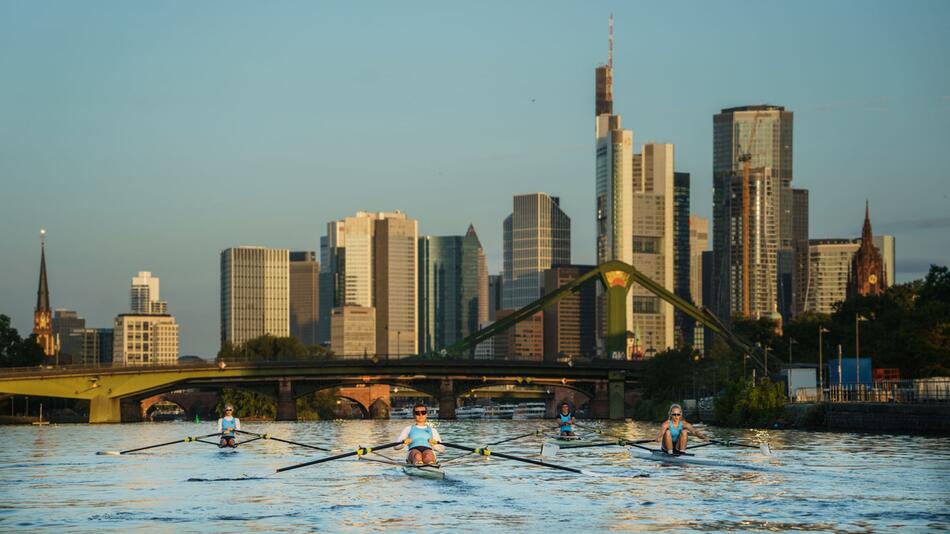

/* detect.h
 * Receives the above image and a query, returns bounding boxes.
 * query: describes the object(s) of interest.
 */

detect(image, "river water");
[1,420,947,533]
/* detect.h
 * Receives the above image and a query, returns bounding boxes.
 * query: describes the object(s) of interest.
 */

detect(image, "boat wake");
[186,475,271,482]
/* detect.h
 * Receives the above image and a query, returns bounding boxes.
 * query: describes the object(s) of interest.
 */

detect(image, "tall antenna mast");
[608,13,614,68]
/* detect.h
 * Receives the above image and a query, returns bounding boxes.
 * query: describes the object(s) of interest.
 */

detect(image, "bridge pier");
[438,378,456,420]
[608,371,626,420]
[89,395,121,424]
[276,379,297,421]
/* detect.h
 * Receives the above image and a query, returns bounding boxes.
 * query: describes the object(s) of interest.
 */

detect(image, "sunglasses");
[670,413,682,417]
[225,409,233,412]
[413,410,427,415]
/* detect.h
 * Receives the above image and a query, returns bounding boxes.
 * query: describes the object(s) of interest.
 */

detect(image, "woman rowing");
[217,405,241,448]
[394,403,444,465]
[656,403,707,454]
[556,402,576,437]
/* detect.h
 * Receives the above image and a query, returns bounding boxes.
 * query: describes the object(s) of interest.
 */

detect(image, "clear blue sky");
[1,1,948,357]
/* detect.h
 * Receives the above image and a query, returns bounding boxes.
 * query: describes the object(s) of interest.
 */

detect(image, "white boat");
[628,447,773,471]
[484,404,516,419]
[512,402,547,420]
[456,405,486,420]
[401,463,445,480]
[390,407,412,419]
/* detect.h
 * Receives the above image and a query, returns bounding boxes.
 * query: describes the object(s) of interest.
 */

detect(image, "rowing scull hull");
[628,448,772,471]
[402,464,445,479]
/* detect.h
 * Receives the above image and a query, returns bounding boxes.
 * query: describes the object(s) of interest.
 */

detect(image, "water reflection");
[0,421,947,532]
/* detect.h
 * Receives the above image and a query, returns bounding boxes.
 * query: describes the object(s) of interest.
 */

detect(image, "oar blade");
[540,442,559,458]
[96,451,121,456]
[760,443,772,456]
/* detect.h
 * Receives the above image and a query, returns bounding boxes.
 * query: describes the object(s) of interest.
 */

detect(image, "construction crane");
[736,109,764,318]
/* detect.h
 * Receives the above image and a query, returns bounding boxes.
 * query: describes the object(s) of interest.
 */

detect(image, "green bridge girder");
[446,260,764,370]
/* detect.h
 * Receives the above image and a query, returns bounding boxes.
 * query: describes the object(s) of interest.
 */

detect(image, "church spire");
[36,229,50,313]
[861,199,873,244]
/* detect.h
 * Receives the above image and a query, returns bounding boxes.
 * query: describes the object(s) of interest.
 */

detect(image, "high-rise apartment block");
[76,328,114,366]
[330,306,376,358]
[220,247,289,346]
[418,225,488,355]
[290,251,320,346]
[791,189,810,315]
[805,239,860,314]
[113,314,179,365]
[502,193,571,309]
[131,271,168,315]
[320,211,418,357]
[712,105,794,321]
[543,265,597,361]
[629,143,676,354]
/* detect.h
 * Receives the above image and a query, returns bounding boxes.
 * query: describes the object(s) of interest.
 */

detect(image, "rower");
[556,402,576,437]
[656,403,707,454]
[394,403,444,465]
[217,405,241,448]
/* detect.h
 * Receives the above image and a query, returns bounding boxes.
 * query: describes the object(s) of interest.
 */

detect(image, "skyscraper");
[131,271,168,315]
[220,246,290,346]
[791,188,810,316]
[289,251,320,346]
[77,328,113,366]
[630,143,676,354]
[52,309,85,363]
[320,211,418,357]
[712,105,794,320]
[418,225,487,355]
[502,193,571,309]
[673,171,692,347]
[595,18,634,349]
[33,229,55,358]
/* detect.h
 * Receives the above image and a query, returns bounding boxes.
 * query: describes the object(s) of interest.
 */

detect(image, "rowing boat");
[402,463,445,480]
[628,447,773,471]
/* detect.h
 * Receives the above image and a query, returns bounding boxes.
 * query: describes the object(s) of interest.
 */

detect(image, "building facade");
[673,171,691,347]
[805,239,860,314]
[848,203,886,299]
[329,306,376,358]
[689,216,709,352]
[290,251,320,346]
[872,234,895,289]
[629,143,676,355]
[52,309,85,363]
[418,225,487,355]
[712,105,794,320]
[321,211,418,357]
[113,314,179,366]
[131,271,168,315]
[543,265,597,361]
[502,193,571,309]
[76,328,114,366]
[493,309,544,361]
[220,246,290,346]
[791,188,810,316]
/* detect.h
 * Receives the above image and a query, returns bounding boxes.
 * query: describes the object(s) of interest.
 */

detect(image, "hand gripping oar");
[440,442,602,476]
[275,442,402,473]
[97,432,222,455]
[235,429,330,452]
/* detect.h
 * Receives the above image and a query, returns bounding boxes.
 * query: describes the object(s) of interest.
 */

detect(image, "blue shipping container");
[827,357,873,386]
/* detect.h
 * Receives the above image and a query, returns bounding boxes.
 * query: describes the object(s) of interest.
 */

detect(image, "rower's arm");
[656,421,668,443]
[235,418,241,431]
[394,426,410,450]
[685,422,706,440]
[216,418,222,433]
[430,428,446,453]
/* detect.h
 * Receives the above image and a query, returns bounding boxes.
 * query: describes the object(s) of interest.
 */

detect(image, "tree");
[217,335,331,363]
[0,314,44,368]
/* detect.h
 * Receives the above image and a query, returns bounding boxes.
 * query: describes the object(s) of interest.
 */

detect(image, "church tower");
[33,229,56,358]
[848,202,886,299]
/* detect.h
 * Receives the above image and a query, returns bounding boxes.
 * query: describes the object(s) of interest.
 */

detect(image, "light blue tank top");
[407,425,433,449]
[559,413,573,432]
[221,417,237,435]
[669,419,683,441]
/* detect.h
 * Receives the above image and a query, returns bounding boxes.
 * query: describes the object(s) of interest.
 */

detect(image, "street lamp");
[818,326,830,402]
[856,314,869,400]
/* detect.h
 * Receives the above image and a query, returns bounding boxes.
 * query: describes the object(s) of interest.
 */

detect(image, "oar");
[97,432,222,455]
[574,423,652,445]
[488,429,544,446]
[707,438,772,455]
[275,441,402,473]
[235,429,330,452]
[440,442,602,476]
[541,438,653,458]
